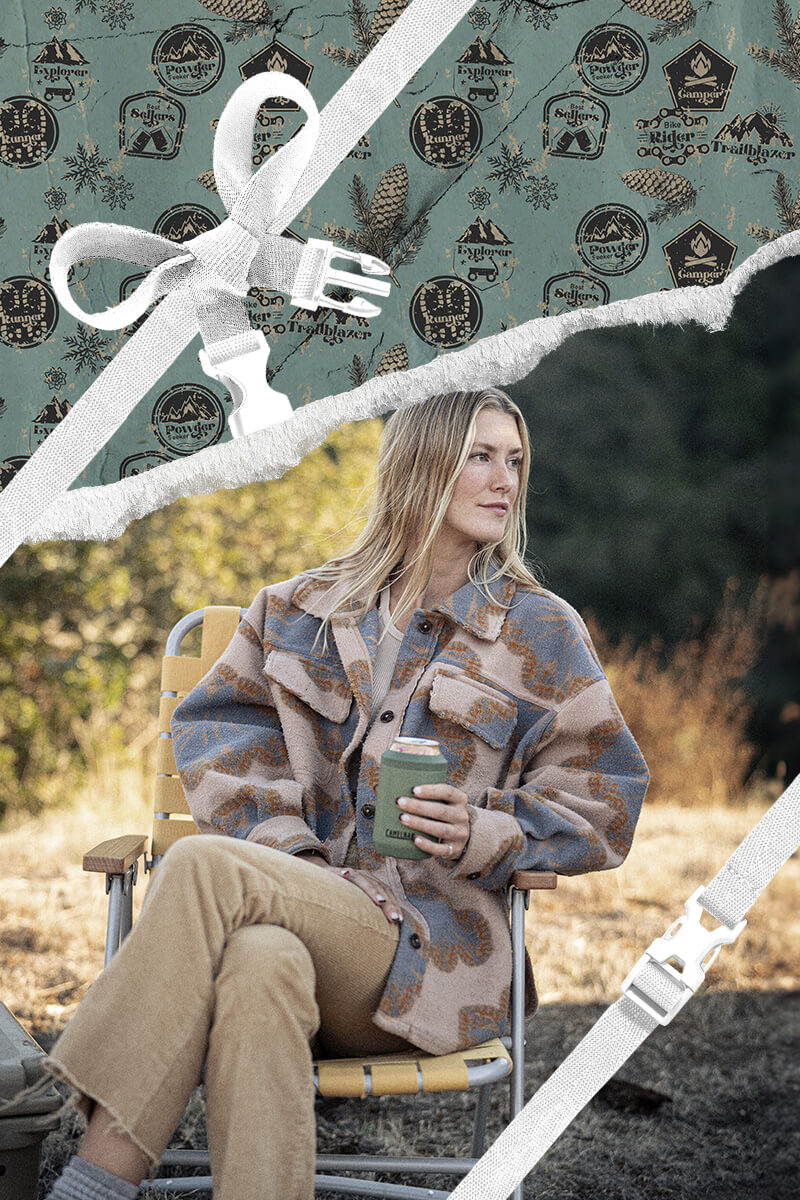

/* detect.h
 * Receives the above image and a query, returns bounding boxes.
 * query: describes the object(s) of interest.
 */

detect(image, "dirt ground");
[2,788,797,1199]
[33,988,799,1199]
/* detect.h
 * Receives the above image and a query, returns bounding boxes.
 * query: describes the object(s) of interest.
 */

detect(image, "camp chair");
[82,606,557,1200]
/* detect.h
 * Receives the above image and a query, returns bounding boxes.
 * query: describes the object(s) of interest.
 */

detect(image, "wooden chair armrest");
[511,870,557,890]
[83,835,148,874]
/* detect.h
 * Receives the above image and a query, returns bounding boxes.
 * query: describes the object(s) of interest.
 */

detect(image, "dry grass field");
[1,748,797,1199]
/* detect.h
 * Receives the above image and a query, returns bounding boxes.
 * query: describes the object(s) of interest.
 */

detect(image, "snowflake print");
[0,397,6,419]
[525,175,558,210]
[44,6,68,29]
[0,216,6,238]
[62,142,110,194]
[63,327,112,375]
[100,174,134,211]
[42,365,68,390]
[525,2,558,30]
[100,0,135,30]
[468,185,492,210]
[468,6,493,29]
[74,0,98,12]
[486,141,536,194]
[43,185,68,210]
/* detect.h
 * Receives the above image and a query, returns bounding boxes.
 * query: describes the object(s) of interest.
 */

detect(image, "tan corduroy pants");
[45,836,415,1200]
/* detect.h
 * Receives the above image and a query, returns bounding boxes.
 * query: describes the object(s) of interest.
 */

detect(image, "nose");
[491,460,516,492]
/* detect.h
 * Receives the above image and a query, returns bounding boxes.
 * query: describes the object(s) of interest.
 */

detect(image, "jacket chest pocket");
[264,647,353,724]
[428,668,517,749]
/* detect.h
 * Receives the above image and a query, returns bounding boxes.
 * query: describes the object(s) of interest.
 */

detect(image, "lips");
[481,504,509,512]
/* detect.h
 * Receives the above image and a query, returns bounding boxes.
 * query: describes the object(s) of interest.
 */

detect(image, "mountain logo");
[152,383,226,455]
[410,276,482,348]
[664,41,736,112]
[454,216,514,288]
[711,109,795,166]
[576,204,648,275]
[30,395,72,452]
[0,275,58,348]
[0,96,59,168]
[663,220,736,287]
[32,215,73,278]
[455,35,514,107]
[575,25,648,96]
[120,92,186,159]
[152,23,224,96]
[32,36,91,108]
[153,204,221,244]
[544,92,610,159]
[542,271,609,317]
[411,98,482,169]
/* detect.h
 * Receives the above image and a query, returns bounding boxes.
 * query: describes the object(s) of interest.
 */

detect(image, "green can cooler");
[374,737,448,859]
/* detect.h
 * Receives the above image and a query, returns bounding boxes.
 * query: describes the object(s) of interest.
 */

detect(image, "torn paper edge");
[20,229,800,548]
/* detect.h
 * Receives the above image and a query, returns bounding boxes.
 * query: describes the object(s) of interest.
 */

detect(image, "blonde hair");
[304,388,542,653]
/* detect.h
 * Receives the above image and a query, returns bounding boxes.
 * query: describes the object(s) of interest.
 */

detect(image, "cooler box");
[0,1004,63,1200]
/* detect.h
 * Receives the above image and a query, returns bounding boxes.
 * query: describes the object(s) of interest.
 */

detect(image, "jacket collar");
[291,569,519,642]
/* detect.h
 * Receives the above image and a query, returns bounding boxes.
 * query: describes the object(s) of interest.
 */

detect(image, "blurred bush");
[0,418,383,819]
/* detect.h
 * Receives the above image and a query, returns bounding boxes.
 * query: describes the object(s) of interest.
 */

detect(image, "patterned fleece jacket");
[171,570,650,1055]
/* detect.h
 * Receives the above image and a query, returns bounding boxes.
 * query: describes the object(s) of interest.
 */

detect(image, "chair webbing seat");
[314,1037,511,1098]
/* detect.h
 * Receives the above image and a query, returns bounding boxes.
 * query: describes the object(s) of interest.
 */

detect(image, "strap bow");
[48,72,391,437]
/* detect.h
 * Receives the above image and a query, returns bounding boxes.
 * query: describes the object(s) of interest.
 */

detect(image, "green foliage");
[0,419,384,819]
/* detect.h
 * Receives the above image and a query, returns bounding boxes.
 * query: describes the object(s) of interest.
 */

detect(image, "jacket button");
[418,620,432,634]
[409,932,422,949]
[379,710,394,722]
[467,872,481,880]
[361,802,375,818]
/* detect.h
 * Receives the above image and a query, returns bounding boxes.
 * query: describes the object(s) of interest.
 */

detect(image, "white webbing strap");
[449,773,800,1200]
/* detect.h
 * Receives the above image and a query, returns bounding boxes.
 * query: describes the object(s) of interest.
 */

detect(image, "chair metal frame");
[82,608,558,1200]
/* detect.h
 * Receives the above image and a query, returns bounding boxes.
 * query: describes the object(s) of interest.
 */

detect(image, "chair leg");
[508,888,528,1200]
[470,1083,491,1157]
[103,874,124,968]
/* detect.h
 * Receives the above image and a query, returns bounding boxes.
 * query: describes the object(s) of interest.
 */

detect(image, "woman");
[43,387,649,1200]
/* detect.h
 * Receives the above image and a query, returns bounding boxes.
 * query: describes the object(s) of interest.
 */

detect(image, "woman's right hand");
[295,851,403,926]
[330,865,404,926]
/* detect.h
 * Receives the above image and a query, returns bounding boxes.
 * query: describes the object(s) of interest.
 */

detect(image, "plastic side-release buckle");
[620,885,747,1026]
[290,237,391,317]
[198,330,293,438]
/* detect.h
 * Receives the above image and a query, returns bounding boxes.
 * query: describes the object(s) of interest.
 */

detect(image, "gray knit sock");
[47,1155,140,1200]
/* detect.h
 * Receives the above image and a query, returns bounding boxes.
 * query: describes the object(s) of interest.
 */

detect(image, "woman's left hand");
[396,784,471,862]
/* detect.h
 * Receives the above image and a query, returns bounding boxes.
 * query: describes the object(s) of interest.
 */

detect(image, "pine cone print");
[622,0,697,41]
[370,0,411,44]
[622,0,694,19]
[369,163,409,233]
[374,343,409,375]
[622,167,699,223]
[195,0,272,20]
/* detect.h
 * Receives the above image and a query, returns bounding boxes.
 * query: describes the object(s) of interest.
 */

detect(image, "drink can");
[374,737,448,859]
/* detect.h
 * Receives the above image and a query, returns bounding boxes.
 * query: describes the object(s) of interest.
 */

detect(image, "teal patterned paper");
[1,0,798,489]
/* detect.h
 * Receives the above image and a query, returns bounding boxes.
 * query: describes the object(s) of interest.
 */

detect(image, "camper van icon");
[43,79,75,103]
[467,82,498,104]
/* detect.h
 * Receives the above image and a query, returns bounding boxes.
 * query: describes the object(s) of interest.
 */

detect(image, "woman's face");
[439,409,523,555]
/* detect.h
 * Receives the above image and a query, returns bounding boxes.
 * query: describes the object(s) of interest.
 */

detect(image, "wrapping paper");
[1,0,800,529]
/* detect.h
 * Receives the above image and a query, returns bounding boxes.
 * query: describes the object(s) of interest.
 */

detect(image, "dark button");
[379,710,394,722]
[418,620,432,634]
[467,871,481,881]
[409,932,422,949]
[361,802,375,818]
